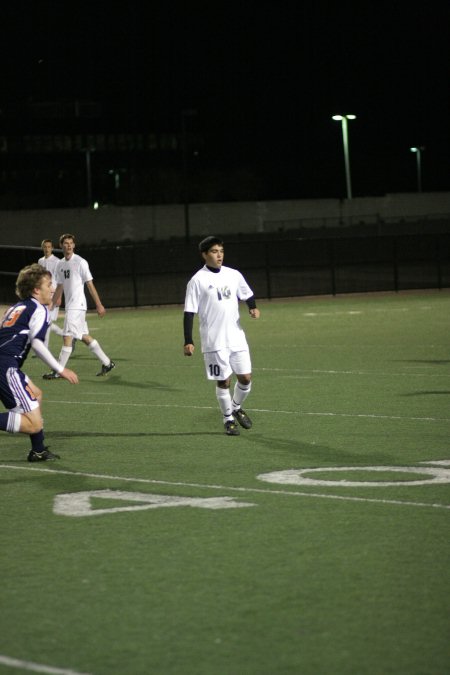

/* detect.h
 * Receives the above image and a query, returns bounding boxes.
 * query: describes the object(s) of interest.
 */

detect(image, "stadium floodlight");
[332,114,356,199]
[410,146,425,193]
[181,108,198,243]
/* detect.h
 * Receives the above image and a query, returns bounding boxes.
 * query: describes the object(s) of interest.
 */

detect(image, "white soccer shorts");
[63,309,89,340]
[203,349,252,381]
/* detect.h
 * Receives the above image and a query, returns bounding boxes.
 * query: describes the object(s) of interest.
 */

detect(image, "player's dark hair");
[41,239,53,248]
[16,264,51,300]
[59,233,76,246]
[198,236,223,253]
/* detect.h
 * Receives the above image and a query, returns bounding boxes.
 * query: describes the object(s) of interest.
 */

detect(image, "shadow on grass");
[0,430,224,462]
[232,433,384,465]
[401,391,450,396]
[103,376,181,391]
[47,430,223,438]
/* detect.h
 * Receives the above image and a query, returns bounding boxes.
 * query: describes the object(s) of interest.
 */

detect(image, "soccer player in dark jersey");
[0,264,78,461]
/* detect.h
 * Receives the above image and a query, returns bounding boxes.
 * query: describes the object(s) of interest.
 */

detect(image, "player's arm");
[183,311,195,356]
[31,338,79,383]
[86,280,106,317]
[245,295,260,319]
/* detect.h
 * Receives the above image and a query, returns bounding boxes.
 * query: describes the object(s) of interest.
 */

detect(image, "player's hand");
[249,308,260,319]
[184,344,195,356]
[60,368,79,384]
[96,304,106,317]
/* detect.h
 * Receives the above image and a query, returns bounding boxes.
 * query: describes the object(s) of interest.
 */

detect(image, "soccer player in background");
[38,238,65,350]
[43,233,115,379]
[183,235,260,436]
[0,264,78,461]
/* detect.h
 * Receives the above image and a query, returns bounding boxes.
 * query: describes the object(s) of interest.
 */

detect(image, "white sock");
[216,386,233,421]
[88,339,110,366]
[232,381,251,410]
[8,411,21,433]
[58,346,72,369]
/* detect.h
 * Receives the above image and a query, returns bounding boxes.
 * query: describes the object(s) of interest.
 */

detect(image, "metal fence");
[0,233,449,308]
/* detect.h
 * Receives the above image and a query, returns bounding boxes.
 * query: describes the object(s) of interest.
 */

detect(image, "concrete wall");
[0,192,449,247]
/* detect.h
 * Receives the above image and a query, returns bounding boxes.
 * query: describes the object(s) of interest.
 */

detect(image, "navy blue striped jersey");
[0,298,50,367]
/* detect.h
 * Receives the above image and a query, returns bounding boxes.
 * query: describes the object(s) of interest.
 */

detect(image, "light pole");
[410,146,425,193]
[332,114,356,199]
[181,108,198,243]
[82,146,96,207]
[85,148,93,207]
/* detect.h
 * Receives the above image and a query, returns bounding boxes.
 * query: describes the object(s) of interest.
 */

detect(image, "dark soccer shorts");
[0,366,39,413]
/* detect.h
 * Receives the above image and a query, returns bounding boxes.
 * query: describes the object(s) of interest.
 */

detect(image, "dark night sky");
[1,0,449,199]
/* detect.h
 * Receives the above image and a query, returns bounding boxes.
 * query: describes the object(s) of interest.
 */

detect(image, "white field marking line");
[254,346,448,352]
[0,654,92,675]
[256,366,450,378]
[302,311,363,316]
[1,465,449,511]
[301,307,427,316]
[301,305,439,316]
[43,399,450,423]
[251,407,450,422]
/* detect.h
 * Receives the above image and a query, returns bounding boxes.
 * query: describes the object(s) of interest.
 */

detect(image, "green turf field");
[1,291,449,675]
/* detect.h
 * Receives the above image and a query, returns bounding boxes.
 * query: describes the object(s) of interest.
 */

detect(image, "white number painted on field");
[54,490,255,517]
[257,459,450,487]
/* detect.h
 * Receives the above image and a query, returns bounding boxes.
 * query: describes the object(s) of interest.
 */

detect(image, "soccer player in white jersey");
[38,239,65,350]
[184,236,260,436]
[42,233,115,379]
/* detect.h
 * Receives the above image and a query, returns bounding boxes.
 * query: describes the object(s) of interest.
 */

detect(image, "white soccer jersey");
[55,253,93,311]
[184,265,254,352]
[38,254,61,289]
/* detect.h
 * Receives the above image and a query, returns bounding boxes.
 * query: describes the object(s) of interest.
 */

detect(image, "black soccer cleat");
[96,360,116,377]
[233,408,252,429]
[27,447,60,462]
[224,419,240,436]
[42,371,60,380]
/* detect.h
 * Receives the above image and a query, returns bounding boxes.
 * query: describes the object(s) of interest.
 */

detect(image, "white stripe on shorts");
[7,368,33,413]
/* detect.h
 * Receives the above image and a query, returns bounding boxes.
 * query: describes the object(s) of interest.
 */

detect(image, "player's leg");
[43,337,71,379]
[83,333,115,376]
[0,369,59,461]
[230,350,253,429]
[49,307,64,337]
[59,335,73,368]
[43,307,64,350]
[42,311,74,379]
[49,322,64,337]
[41,307,63,351]
[43,310,86,379]
[76,310,114,376]
[204,350,239,435]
